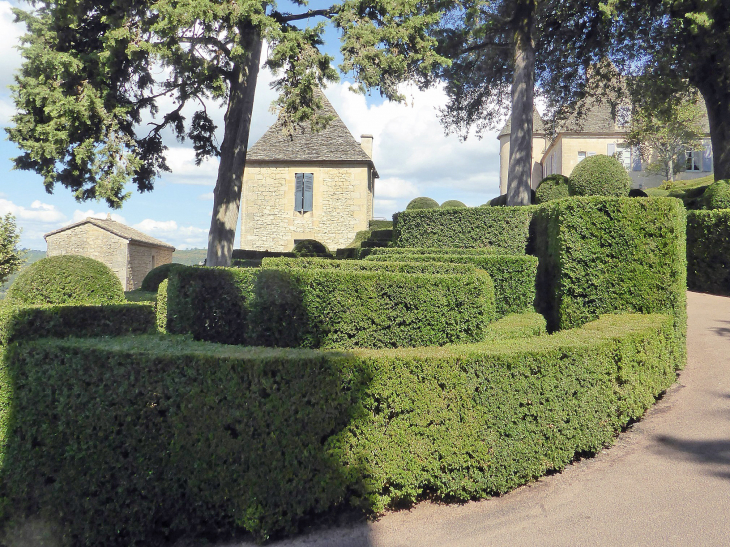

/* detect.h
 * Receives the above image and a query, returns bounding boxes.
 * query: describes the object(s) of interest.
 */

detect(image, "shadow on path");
[654,435,730,481]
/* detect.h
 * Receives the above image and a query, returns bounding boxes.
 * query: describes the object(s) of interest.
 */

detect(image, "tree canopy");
[7,0,446,265]
[0,214,24,286]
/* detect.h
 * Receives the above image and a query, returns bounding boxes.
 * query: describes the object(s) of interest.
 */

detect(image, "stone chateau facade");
[241,93,378,252]
[45,216,175,291]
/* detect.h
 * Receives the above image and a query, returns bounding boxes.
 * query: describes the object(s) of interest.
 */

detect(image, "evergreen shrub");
[156,279,169,333]
[702,179,730,210]
[167,266,495,349]
[5,255,125,305]
[261,257,477,276]
[568,154,631,197]
[366,247,498,257]
[628,188,649,197]
[232,249,297,260]
[0,313,680,544]
[393,206,538,255]
[535,174,570,204]
[141,263,183,292]
[365,253,537,318]
[532,197,686,340]
[441,200,467,208]
[406,197,440,210]
[293,239,330,256]
[686,209,730,296]
[0,303,155,345]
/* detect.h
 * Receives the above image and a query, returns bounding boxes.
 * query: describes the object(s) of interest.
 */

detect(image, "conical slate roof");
[247,92,374,164]
[499,107,546,138]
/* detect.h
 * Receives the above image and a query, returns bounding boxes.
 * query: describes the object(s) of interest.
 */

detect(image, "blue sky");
[0,1,503,251]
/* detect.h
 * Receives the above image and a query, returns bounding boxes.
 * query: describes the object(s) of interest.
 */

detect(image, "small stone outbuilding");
[45,216,175,291]
[241,92,379,252]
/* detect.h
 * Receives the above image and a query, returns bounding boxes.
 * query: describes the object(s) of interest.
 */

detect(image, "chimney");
[360,134,374,159]
[106,213,112,220]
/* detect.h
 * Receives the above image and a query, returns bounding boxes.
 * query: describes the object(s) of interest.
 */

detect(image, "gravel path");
[227,291,730,547]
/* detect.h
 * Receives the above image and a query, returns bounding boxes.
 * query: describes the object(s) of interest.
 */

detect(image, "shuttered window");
[294,173,314,212]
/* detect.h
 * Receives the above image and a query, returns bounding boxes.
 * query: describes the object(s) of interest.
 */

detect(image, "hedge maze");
[0,196,698,546]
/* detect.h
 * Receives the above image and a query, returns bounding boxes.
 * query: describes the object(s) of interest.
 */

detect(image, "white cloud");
[197,192,214,201]
[133,219,208,249]
[375,177,420,200]
[71,209,127,224]
[0,198,66,223]
[0,1,24,91]
[160,148,219,186]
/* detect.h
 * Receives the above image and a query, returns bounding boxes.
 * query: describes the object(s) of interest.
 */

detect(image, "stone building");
[498,108,550,194]
[241,93,379,252]
[45,215,175,291]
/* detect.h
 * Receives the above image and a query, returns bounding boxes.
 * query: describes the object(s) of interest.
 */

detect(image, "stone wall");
[127,244,174,291]
[46,224,128,289]
[240,162,373,252]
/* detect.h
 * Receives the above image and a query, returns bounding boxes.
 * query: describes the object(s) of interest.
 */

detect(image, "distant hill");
[0,249,46,298]
[172,248,207,266]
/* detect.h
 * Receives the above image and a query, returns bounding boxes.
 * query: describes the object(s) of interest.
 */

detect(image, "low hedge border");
[0,303,156,345]
[364,247,499,257]
[166,266,495,349]
[260,257,478,276]
[393,206,538,255]
[0,313,680,545]
[364,253,538,318]
[687,209,730,296]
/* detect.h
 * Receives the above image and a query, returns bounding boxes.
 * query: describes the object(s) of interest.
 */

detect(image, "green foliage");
[568,155,631,197]
[535,175,570,204]
[292,239,330,256]
[702,179,730,210]
[5,255,125,306]
[261,257,478,276]
[441,200,467,208]
[532,197,687,341]
[232,249,296,260]
[366,247,498,257]
[156,279,169,333]
[141,263,183,292]
[406,197,440,210]
[393,205,537,255]
[0,303,155,345]
[345,230,372,248]
[167,266,495,349]
[0,313,681,544]
[124,290,158,303]
[0,215,24,287]
[687,209,730,296]
[483,312,547,340]
[365,253,537,318]
[369,220,393,230]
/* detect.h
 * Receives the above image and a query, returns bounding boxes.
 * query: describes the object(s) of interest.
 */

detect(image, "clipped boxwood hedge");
[687,209,730,296]
[406,196,440,210]
[0,302,156,345]
[166,266,495,349]
[568,154,631,197]
[702,179,730,210]
[393,206,537,255]
[532,197,687,340]
[365,253,537,318]
[535,174,570,204]
[365,247,499,257]
[141,263,183,292]
[0,313,680,545]
[260,257,478,276]
[5,255,125,306]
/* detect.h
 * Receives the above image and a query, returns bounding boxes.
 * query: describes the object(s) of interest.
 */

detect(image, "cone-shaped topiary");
[141,263,183,292]
[406,197,440,210]
[568,154,631,197]
[702,179,730,210]
[6,255,125,305]
[292,239,330,256]
[535,175,571,204]
[441,200,467,208]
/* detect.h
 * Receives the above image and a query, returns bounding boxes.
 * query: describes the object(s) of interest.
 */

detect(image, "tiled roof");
[499,108,547,138]
[247,92,375,164]
[45,217,175,250]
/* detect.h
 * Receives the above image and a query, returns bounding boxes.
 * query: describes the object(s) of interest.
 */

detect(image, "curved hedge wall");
[165,266,495,349]
[702,179,730,210]
[568,154,631,197]
[687,209,730,296]
[141,263,182,292]
[260,257,478,276]
[0,313,681,544]
[5,255,125,306]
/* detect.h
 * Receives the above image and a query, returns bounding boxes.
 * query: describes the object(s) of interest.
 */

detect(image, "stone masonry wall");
[46,224,129,289]
[240,162,372,252]
[127,244,174,291]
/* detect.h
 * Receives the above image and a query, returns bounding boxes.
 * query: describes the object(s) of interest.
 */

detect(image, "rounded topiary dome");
[292,239,330,256]
[141,263,183,292]
[441,200,467,208]
[535,174,571,204]
[702,179,730,210]
[568,154,631,197]
[6,255,125,305]
[406,197,440,210]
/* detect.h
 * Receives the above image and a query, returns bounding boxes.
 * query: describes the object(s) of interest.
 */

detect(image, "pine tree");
[0,214,24,285]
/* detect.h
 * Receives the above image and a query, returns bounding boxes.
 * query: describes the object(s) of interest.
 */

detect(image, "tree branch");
[460,40,513,55]
[273,8,337,23]
[178,35,233,57]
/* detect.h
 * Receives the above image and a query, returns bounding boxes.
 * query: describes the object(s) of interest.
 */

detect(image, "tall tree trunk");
[206,26,262,267]
[698,83,730,180]
[506,0,536,207]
